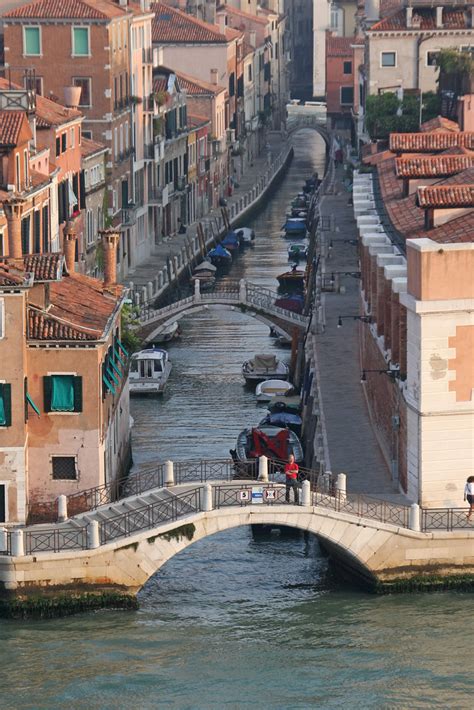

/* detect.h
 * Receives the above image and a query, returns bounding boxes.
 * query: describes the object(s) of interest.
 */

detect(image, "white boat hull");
[255,379,293,402]
[129,362,172,395]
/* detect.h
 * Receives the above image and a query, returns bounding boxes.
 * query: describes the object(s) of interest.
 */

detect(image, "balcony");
[148,187,163,204]
[143,94,155,113]
[114,97,131,114]
[144,143,155,160]
[117,147,133,164]
[121,204,136,226]
[142,47,153,64]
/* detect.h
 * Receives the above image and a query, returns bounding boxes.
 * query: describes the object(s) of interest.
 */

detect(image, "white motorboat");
[255,379,294,402]
[152,321,181,344]
[242,354,289,383]
[236,227,255,245]
[129,348,172,395]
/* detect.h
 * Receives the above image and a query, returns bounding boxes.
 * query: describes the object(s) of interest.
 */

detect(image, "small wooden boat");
[259,412,302,435]
[129,348,172,395]
[207,244,232,267]
[287,243,308,261]
[291,193,309,208]
[222,231,240,252]
[286,208,308,220]
[191,261,216,291]
[255,379,294,402]
[234,425,304,463]
[277,266,306,289]
[274,293,304,314]
[236,227,255,245]
[242,354,289,382]
[282,218,307,237]
[151,321,180,344]
[268,395,302,415]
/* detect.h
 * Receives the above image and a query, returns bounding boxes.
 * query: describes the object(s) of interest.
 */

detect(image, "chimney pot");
[63,86,82,109]
[210,68,219,85]
[436,6,443,28]
[100,229,120,287]
[63,226,77,273]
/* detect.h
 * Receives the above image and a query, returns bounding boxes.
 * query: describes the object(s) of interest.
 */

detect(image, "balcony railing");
[144,142,155,160]
[143,94,155,112]
[114,97,131,113]
[148,187,163,204]
[121,205,137,226]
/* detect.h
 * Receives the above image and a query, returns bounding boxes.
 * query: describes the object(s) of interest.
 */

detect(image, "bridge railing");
[175,458,258,483]
[421,508,473,532]
[313,489,410,529]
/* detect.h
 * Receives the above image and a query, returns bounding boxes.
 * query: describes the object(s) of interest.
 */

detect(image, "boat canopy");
[208,244,231,258]
[222,231,239,245]
[253,354,278,369]
[249,427,289,460]
[266,412,302,427]
[194,261,217,273]
[132,348,167,360]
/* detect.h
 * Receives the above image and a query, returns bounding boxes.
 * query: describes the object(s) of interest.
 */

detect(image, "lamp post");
[337,314,372,328]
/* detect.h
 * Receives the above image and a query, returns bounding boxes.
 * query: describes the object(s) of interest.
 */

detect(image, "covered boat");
[129,348,172,395]
[282,218,307,237]
[221,231,240,251]
[242,354,289,382]
[236,227,255,245]
[207,243,232,266]
[287,243,308,260]
[259,412,302,434]
[268,395,302,415]
[274,293,304,314]
[277,266,306,289]
[235,426,304,463]
[190,261,216,291]
[151,321,181,344]
[255,379,294,402]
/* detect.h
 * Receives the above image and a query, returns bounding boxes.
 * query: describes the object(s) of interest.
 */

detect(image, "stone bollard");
[409,503,421,532]
[0,527,7,553]
[336,473,347,501]
[147,281,154,301]
[301,480,311,507]
[87,520,100,549]
[239,278,247,304]
[202,483,213,512]
[57,494,68,523]
[11,529,24,557]
[164,460,174,487]
[322,472,331,494]
[258,455,269,482]
[194,278,201,302]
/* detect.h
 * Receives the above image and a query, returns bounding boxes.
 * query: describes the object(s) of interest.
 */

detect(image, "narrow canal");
[0,132,470,709]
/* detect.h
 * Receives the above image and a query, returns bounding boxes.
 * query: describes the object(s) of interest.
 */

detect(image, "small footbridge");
[137,279,309,341]
[1,458,473,599]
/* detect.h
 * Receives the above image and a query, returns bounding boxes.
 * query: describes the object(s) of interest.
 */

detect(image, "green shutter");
[116,337,129,358]
[0,384,9,426]
[73,27,89,56]
[106,366,119,387]
[102,373,116,395]
[43,376,52,413]
[51,375,74,412]
[24,27,40,56]
[26,393,41,417]
[113,346,126,368]
[109,357,122,379]
[73,376,83,413]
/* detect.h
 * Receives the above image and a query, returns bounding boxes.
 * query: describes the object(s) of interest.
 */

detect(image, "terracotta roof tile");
[417,184,474,208]
[175,70,226,96]
[0,253,63,281]
[4,0,120,20]
[410,212,474,244]
[0,78,81,128]
[81,136,107,158]
[326,34,353,57]
[0,266,30,287]
[389,132,474,153]
[0,111,26,147]
[151,2,229,44]
[28,309,97,340]
[395,155,474,178]
[420,116,460,133]
[217,4,268,25]
[188,113,210,128]
[369,8,468,32]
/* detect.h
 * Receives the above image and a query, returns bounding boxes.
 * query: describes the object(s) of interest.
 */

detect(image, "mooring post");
[202,483,213,512]
[87,520,100,549]
[239,278,247,304]
[57,494,68,523]
[11,529,24,557]
[301,480,311,507]
[164,460,175,487]
[336,473,347,501]
[258,455,269,482]
[194,277,201,302]
[0,527,7,552]
[409,503,421,532]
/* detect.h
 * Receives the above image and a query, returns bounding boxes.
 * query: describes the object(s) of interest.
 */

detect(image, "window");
[24,149,28,186]
[21,215,30,254]
[51,456,77,480]
[70,127,75,148]
[0,231,4,257]
[72,27,90,56]
[42,206,49,252]
[381,51,396,67]
[24,26,41,56]
[15,153,21,191]
[33,210,41,252]
[340,86,354,105]
[248,64,252,82]
[82,129,92,140]
[343,61,352,74]
[86,209,95,246]
[426,51,440,67]
[61,133,67,152]
[43,375,82,413]
[56,136,61,157]
[0,384,12,427]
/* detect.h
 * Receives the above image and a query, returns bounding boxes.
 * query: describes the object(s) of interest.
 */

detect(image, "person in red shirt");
[284,453,299,504]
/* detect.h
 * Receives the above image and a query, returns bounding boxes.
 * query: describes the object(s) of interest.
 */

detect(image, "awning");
[26,392,40,417]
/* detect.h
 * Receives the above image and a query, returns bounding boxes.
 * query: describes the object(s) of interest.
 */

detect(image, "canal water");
[1,132,471,709]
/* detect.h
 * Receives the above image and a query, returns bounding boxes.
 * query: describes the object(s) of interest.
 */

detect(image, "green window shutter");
[24,27,40,55]
[73,27,89,56]
[106,366,119,387]
[73,376,83,413]
[110,357,122,379]
[51,375,74,412]
[43,376,52,413]
[0,384,10,426]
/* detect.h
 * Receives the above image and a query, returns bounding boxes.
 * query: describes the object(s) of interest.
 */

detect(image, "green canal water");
[1,132,472,708]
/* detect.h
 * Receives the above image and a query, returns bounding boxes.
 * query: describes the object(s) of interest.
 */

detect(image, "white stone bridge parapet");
[1,458,474,600]
[138,279,310,340]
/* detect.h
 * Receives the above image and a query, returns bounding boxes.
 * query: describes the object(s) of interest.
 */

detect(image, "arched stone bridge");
[138,279,309,342]
[1,458,473,601]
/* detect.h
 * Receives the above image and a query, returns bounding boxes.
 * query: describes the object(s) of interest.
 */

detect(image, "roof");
[0,253,63,282]
[0,264,31,287]
[417,184,474,208]
[389,132,474,153]
[188,113,210,129]
[28,309,98,341]
[224,26,244,41]
[0,78,81,128]
[3,0,132,20]
[420,116,460,133]
[395,155,474,178]
[175,69,226,96]
[217,4,268,26]
[151,2,229,44]
[81,136,107,159]
[0,111,27,147]
[368,8,469,32]
[326,34,353,57]
[410,211,474,244]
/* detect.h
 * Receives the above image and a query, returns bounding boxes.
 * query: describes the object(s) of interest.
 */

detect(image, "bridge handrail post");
[239,278,247,304]
[11,529,25,557]
[409,503,421,532]
[202,483,213,512]
[164,460,175,487]
[336,473,346,501]
[57,494,68,523]
[87,520,100,549]
[258,455,269,482]
[194,278,201,302]
[301,480,311,507]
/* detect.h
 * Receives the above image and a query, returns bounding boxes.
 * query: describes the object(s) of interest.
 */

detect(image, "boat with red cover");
[233,425,304,464]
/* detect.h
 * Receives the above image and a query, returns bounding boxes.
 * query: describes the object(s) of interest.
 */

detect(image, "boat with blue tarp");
[206,243,232,267]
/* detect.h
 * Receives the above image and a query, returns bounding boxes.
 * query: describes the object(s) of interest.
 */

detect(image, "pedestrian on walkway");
[464,476,474,520]
[285,454,299,504]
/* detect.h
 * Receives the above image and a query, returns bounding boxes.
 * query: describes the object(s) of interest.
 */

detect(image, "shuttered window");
[0,384,12,427]
[73,27,90,56]
[24,27,40,56]
[21,215,30,254]
[33,210,41,253]
[42,206,49,251]
[44,375,82,413]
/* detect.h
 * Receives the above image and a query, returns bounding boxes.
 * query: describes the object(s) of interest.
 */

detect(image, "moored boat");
[191,261,217,291]
[151,321,181,344]
[236,227,255,245]
[207,243,232,267]
[255,379,294,402]
[259,411,302,435]
[287,243,308,260]
[282,218,307,237]
[129,348,172,395]
[274,293,304,313]
[234,425,304,463]
[268,395,302,415]
[242,354,289,382]
[221,231,240,252]
[277,266,306,290]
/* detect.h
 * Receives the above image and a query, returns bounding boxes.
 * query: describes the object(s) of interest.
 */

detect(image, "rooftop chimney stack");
[63,226,77,273]
[249,30,256,48]
[210,68,219,85]
[436,6,443,28]
[406,7,413,28]
[63,86,81,109]
[100,229,120,287]
[4,197,25,259]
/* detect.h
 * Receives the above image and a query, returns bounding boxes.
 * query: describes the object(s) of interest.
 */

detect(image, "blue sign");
[252,486,264,504]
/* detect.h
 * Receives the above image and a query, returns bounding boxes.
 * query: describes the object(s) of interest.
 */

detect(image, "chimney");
[458,94,474,131]
[249,30,256,48]
[217,12,227,33]
[210,68,219,85]
[100,229,120,287]
[63,86,82,109]
[63,226,77,273]
[3,197,25,258]
[436,6,443,28]
[406,7,413,28]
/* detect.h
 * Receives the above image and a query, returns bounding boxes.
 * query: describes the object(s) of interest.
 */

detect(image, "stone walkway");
[315,166,406,501]
[125,131,287,290]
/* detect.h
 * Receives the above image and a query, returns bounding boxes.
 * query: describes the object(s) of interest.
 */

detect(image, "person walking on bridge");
[464,476,474,520]
[285,454,299,504]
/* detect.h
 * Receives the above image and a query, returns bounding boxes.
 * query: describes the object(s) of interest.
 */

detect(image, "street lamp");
[360,368,403,384]
[337,314,372,328]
